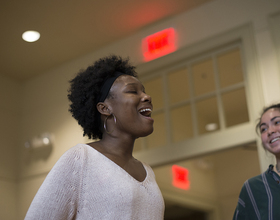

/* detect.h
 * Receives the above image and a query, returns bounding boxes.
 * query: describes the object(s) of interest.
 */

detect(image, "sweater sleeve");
[24,145,85,220]
[232,183,250,220]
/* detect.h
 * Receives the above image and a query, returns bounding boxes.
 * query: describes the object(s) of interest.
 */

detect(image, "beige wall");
[0,75,20,220]
[214,147,261,220]
[0,0,279,219]
[154,145,261,220]
[17,65,89,219]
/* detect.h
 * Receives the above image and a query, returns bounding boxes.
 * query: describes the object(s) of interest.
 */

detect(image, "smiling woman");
[233,103,280,220]
[24,55,165,220]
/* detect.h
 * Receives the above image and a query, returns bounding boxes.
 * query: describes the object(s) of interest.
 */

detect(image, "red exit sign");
[142,28,177,62]
[172,165,190,190]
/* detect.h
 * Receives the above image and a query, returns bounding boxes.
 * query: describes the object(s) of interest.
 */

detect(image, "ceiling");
[0,0,214,81]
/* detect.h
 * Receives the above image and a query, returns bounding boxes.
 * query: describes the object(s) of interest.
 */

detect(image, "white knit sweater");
[25,144,165,220]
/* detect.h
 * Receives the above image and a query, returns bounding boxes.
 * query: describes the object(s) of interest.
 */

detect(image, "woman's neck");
[90,136,135,158]
[274,157,280,174]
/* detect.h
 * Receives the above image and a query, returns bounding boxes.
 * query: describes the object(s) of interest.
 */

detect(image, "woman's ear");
[96,102,111,116]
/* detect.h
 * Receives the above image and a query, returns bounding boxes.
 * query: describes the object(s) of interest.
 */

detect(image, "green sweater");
[233,165,280,220]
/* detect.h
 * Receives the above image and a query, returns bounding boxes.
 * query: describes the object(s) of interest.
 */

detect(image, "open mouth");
[139,108,152,117]
[270,137,280,144]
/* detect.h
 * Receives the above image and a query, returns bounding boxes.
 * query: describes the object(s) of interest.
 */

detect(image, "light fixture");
[24,132,54,150]
[205,123,218,131]
[194,158,213,171]
[22,30,40,42]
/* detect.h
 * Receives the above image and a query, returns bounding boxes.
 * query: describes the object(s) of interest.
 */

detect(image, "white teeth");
[271,137,280,143]
[140,108,151,113]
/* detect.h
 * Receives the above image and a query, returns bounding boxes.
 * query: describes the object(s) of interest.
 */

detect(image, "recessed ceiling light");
[22,30,40,42]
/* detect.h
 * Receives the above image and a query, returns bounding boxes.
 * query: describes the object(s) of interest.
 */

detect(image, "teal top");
[233,165,280,220]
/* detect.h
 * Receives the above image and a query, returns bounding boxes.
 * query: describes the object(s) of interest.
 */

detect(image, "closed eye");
[128,91,137,94]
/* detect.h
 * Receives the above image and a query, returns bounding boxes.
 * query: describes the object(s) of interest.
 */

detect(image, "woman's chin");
[138,128,154,138]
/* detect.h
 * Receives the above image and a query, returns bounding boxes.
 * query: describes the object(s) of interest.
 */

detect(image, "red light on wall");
[142,28,177,62]
[172,165,190,190]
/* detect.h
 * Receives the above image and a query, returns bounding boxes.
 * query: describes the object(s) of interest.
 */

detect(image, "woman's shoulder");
[65,143,96,155]
[241,167,274,192]
[246,165,273,184]
[66,143,90,152]
[247,173,263,183]
[57,143,93,164]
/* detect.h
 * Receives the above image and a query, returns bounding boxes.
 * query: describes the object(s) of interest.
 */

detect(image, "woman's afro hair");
[68,55,137,140]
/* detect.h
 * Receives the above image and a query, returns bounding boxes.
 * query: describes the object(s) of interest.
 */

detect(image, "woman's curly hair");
[68,55,137,140]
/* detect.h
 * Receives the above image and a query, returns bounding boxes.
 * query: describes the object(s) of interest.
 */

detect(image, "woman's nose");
[268,126,276,136]
[141,93,152,103]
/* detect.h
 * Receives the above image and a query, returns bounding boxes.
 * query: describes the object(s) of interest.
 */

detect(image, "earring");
[104,113,117,134]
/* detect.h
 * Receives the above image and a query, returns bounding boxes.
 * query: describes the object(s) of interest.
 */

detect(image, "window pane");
[168,68,190,104]
[222,88,249,127]
[217,49,244,88]
[170,105,193,142]
[144,77,164,110]
[146,112,166,149]
[192,59,216,96]
[196,97,220,134]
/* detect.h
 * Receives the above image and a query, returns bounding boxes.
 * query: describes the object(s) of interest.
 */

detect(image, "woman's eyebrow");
[271,116,280,121]
[260,116,280,127]
[125,82,144,90]
[125,82,138,86]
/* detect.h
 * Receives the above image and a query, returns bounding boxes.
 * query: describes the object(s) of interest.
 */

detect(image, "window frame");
[134,24,264,167]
